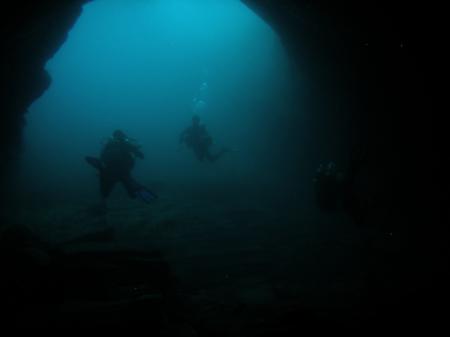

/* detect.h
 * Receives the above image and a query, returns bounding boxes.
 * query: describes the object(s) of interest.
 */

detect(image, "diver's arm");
[125,141,144,159]
[135,149,144,159]
[132,146,144,159]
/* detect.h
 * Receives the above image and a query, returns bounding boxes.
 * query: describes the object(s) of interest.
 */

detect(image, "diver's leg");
[121,175,157,203]
[194,147,205,162]
[98,173,116,212]
[100,173,116,199]
[206,147,229,163]
[205,151,216,162]
[121,175,138,199]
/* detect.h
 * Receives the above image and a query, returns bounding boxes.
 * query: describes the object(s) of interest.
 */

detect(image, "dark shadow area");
[0,225,182,330]
[1,0,444,334]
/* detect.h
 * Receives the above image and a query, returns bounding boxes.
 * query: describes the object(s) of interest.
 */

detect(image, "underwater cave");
[0,0,443,333]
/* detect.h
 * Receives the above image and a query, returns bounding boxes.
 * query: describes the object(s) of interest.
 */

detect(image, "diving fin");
[135,186,158,204]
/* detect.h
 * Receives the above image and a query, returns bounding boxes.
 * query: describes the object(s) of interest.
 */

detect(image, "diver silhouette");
[179,115,229,163]
[85,130,157,205]
[313,149,370,226]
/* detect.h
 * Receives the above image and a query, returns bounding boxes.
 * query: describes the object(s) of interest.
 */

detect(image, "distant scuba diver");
[314,162,343,212]
[179,115,229,163]
[313,149,369,226]
[85,130,157,204]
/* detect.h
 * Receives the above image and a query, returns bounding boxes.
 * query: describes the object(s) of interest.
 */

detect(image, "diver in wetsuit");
[179,115,229,163]
[313,149,369,226]
[85,130,156,204]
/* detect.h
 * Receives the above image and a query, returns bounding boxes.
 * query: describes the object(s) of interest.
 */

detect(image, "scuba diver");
[85,130,157,205]
[313,149,369,226]
[179,115,229,163]
[313,162,343,212]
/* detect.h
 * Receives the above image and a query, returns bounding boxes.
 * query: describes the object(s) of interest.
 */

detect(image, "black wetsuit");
[315,171,342,212]
[180,124,226,162]
[99,139,143,199]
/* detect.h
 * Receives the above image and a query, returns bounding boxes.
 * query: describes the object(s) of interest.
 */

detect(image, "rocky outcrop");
[0,225,175,329]
[243,0,438,232]
[1,0,90,187]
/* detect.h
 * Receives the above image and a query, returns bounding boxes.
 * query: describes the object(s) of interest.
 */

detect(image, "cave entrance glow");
[21,0,293,199]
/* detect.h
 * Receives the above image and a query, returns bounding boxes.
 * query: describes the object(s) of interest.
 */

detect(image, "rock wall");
[1,0,90,190]
[243,0,438,229]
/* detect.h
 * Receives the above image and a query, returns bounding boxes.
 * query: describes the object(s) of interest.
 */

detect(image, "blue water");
[20,0,294,202]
